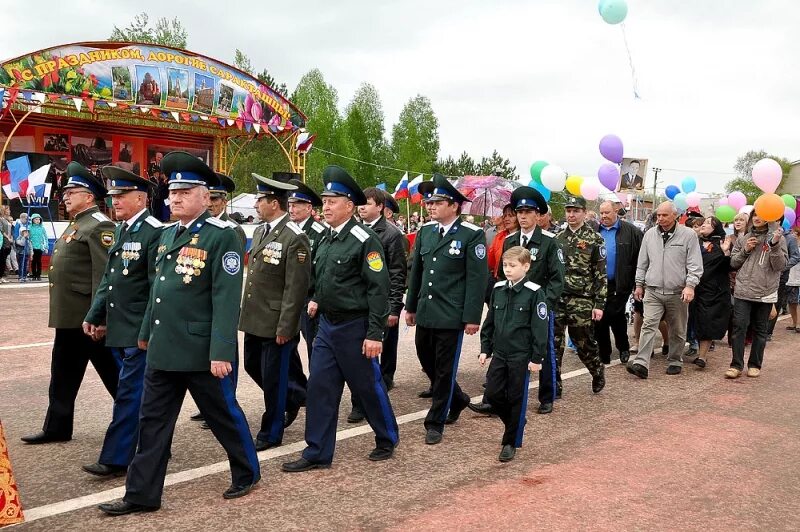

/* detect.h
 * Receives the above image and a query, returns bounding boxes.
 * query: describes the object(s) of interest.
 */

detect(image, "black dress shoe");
[556,384,563,399]
[601,357,612,365]
[592,369,606,394]
[445,404,466,425]
[347,407,365,423]
[417,388,433,399]
[499,444,516,462]
[467,402,494,416]
[190,412,204,422]
[368,445,396,461]
[626,362,648,379]
[661,344,669,356]
[693,357,707,369]
[223,481,258,499]
[255,439,280,452]
[666,365,682,375]
[98,500,159,516]
[537,402,553,414]
[200,421,211,430]
[619,350,630,363]
[21,431,70,444]
[284,407,300,428]
[281,457,331,473]
[383,377,395,391]
[425,429,443,445]
[82,462,127,477]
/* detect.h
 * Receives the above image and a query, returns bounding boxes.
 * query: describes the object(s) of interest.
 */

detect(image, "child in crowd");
[15,228,32,282]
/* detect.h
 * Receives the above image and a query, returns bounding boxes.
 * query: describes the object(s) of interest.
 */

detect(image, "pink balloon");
[686,191,701,208]
[739,205,754,215]
[598,163,620,191]
[718,197,729,206]
[580,180,600,201]
[752,158,782,194]
[728,191,747,211]
[785,207,796,226]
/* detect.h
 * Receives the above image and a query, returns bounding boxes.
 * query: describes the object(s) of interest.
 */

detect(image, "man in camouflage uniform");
[554,196,607,395]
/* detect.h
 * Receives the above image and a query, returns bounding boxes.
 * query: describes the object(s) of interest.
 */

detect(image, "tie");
[175,225,186,239]
[522,235,529,248]
[331,230,338,240]
[264,223,271,236]
[120,222,129,234]
[439,227,445,239]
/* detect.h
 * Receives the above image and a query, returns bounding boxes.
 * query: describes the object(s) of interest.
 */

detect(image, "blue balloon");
[674,192,689,212]
[782,219,791,231]
[665,185,681,200]
[681,177,697,194]
[530,180,552,202]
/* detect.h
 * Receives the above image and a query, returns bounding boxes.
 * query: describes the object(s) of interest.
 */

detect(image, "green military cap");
[64,162,108,198]
[101,165,154,196]
[209,172,236,198]
[160,151,219,190]
[563,195,587,210]
[288,178,323,207]
[321,165,367,205]
[510,186,548,213]
[252,173,297,198]
[418,173,469,204]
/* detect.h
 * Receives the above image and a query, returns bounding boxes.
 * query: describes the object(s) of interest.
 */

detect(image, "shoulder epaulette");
[311,221,326,233]
[494,280,507,288]
[286,221,303,235]
[524,281,542,291]
[423,221,438,226]
[351,225,369,243]
[226,220,238,229]
[542,230,555,238]
[206,217,228,229]
[461,222,481,231]
[165,221,179,227]
[92,212,111,223]
[144,216,163,228]
[507,230,518,237]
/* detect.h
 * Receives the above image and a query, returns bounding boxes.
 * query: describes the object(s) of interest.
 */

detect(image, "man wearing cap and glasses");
[21,162,119,445]
[405,173,488,445]
[81,167,162,477]
[240,173,311,451]
[99,152,258,516]
[282,165,398,472]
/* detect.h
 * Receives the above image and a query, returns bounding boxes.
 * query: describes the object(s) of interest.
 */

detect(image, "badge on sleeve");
[100,231,115,247]
[537,302,548,320]
[475,244,486,260]
[366,251,384,272]
[222,252,241,275]
[599,245,607,259]
[557,249,565,264]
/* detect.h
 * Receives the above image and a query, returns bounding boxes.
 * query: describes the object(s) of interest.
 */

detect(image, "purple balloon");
[598,163,620,191]
[599,134,624,164]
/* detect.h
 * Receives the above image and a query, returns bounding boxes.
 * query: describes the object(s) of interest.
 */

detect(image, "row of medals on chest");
[175,238,207,284]
[261,241,282,264]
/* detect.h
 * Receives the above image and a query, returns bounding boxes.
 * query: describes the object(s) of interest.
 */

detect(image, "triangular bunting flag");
[217,118,226,126]
[171,111,180,122]
[150,108,160,117]
[106,101,117,108]
[47,93,60,102]
[180,112,190,122]
[140,106,150,114]
[21,91,32,102]
[235,119,243,130]
[73,97,83,112]
[253,123,261,134]
[199,115,209,121]
[190,114,199,122]
[31,92,46,104]
[85,98,95,113]
[244,122,252,133]
[117,103,129,110]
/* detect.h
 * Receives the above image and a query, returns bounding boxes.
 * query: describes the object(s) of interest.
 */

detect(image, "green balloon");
[529,160,549,185]
[716,205,736,223]
[781,194,797,210]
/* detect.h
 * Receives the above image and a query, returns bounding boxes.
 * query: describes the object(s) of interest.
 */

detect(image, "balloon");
[727,191,747,211]
[598,163,620,191]
[715,205,736,223]
[580,180,600,201]
[673,193,689,212]
[784,207,796,226]
[540,164,567,192]
[529,160,549,185]
[664,185,680,200]
[599,0,628,25]
[754,194,784,222]
[718,197,729,206]
[681,177,697,193]
[530,180,552,202]
[781,194,797,210]
[739,205,754,215]
[783,219,791,231]
[686,192,701,208]
[565,175,584,196]
[752,158,782,194]
[599,134,624,164]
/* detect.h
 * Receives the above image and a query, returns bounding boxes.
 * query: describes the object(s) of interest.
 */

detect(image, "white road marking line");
[21,364,602,523]
[0,341,53,351]
[0,282,48,290]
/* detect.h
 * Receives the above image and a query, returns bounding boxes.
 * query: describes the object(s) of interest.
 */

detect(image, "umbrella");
[455,175,520,217]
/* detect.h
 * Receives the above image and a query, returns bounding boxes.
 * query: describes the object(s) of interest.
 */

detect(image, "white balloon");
[540,164,567,192]
[739,205,754,215]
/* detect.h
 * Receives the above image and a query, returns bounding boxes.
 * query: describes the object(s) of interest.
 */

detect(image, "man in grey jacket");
[627,202,703,378]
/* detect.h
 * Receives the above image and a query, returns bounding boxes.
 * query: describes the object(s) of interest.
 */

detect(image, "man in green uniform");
[554,195,607,396]
[81,166,162,476]
[22,162,119,445]
[240,173,311,450]
[406,174,488,445]
[209,172,247,249]
[99,152,258,516]
[282,166,398,472]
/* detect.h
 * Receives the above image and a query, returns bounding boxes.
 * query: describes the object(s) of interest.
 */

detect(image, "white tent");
[228,193,259,221]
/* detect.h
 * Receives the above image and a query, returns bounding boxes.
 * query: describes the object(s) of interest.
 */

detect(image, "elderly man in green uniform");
[240,173,311,451]
[554,195,607,397]
[22,163,119,445]
[81,166,162,476]
[282,166,398,472]
[406,174,488,445]
[209,172,247,249]
[99,152,258,516]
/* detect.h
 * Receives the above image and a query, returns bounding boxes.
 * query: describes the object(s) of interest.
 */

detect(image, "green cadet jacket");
[480,280,549,363]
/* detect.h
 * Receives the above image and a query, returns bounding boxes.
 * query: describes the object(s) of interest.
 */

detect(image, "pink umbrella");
[455,175,520,217]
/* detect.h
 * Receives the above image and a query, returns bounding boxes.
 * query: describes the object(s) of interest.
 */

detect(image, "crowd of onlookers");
[0,207,50,284]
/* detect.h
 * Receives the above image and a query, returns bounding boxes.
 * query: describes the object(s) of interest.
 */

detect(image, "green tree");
[256,70,289,97]
[391,95,439,179]
[476,150,518,180]
[344,83,389,186]
[233,49,253,74]
[109,13,188,48]
[727,150,793,203]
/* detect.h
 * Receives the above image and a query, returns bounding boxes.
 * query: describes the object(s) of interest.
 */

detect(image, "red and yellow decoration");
[0,420,24,526]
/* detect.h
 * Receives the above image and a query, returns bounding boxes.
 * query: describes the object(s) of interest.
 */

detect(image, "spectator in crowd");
[585,210,600,231]
[484,215,501,247]
[727,212,788,378]
[28,214,48,281]
[785,226,800,332]
[537,207,559,233]
[14,228,33,282]
[12,212,29,239]
[766,222,800,339]
[726,212,750,345]
[627,201,703,379]
[486,204,519,303]
[684,214,705,356]
[0,209,12,283]
[690,217,732,369]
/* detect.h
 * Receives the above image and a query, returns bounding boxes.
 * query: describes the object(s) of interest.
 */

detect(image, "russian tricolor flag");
[393,172,409,200]
[3,155,51,200]
[409,174,424,204]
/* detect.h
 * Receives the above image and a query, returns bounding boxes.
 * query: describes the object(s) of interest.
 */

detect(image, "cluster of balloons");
[715,158,794,228]
[599,0,628,25]
[664,177,699,212]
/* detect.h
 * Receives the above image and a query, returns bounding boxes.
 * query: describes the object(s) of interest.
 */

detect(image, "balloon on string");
[598,163,620,191]
[715,205,736,223]
[739,205,754,215]
[718,197,729,206]
[681,177,697,193]
[727,191,747,211]
[754,194,784,222]
[686,192,701,208]
[783,219,791,231]
[598,0,628,25]
[530,180,552,202]
[784,207,796,226]
[565,175,584,196]
[599,134,624,164]
[752,158,782,194]
[673,193,689,212]
[529,161,549,185]
[664,185,680,200]
[580,180,601,201]
[540,164,567,192]
[781,194,797,210]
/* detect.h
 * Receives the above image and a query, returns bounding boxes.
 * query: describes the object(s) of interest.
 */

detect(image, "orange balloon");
[754,193,785,222]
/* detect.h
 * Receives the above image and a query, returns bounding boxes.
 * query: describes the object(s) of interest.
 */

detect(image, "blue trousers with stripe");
[98,346,146,467]
[537,311,559,404]
[124,368,260,508]
[302,315,399,465]
[484,356,531,447]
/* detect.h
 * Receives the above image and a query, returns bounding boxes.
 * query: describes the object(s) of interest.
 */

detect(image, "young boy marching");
[477,246,549,462]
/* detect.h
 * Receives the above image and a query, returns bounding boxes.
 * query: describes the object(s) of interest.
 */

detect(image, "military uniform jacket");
[366,216,407,316]
[49,206,115,329]
[239,216,311,338]
[300,216,327,255]
[85,210,163,347]
[556,223,607,309]
[501,225,565,309]
[406,220,488,329]
[310,218,389,341]
[481,280,549,363]
[138,211,244,371]
[220,211,247,250]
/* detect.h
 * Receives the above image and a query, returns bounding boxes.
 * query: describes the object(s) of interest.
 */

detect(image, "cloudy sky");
[2,0,797,194]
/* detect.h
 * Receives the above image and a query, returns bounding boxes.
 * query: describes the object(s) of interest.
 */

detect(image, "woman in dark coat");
[692,216,732,368]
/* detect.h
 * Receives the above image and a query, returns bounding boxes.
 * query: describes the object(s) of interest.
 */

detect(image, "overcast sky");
[3,0,797,194]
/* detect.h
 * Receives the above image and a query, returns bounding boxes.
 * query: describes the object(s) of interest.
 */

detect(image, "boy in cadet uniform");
[478,246,548,462]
